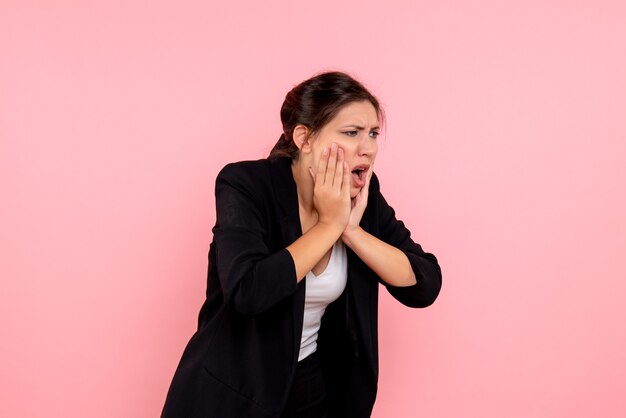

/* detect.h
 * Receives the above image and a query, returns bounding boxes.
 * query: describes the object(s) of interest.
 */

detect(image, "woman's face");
[307,100,379,198]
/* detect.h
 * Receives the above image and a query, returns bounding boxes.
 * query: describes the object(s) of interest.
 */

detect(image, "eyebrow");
[341,124,380,130]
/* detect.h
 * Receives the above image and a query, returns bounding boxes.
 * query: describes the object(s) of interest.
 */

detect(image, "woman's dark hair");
[268,71,384,160]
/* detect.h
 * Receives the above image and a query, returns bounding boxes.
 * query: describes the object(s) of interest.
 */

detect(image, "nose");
[357,134,377,157]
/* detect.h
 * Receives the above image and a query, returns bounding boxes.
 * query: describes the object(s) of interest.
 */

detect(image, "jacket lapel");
[268,157,306,365]
[269,157,302,245]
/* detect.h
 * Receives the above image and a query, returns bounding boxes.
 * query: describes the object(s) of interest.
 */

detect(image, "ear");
[292,125,313,154]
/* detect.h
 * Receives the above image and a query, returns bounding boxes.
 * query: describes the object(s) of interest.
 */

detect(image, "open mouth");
[351,166,368,185]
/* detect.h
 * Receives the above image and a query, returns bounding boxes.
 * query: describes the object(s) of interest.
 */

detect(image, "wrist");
[315,220,345,240]
[341,226,364,248]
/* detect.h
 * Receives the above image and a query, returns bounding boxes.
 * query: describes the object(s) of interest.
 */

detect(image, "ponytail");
[268,133,299,160]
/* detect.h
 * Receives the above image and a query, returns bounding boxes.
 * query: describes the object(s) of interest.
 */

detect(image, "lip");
[351,163,370,172]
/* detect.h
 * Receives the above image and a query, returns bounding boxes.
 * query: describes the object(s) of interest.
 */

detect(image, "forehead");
[330,101,379,126]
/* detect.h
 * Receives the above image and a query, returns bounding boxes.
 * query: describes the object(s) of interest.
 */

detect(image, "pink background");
[2,1,625,417]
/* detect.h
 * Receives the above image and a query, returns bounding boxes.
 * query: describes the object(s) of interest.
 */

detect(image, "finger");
[342,161,350,196]
[317,147,329,184]
[364,165,374,189]
[308,167,316,184]
[326,143,338,185]
[334,148,345,188]
[359,169,372,202]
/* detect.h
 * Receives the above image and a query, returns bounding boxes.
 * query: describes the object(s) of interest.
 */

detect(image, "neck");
[291,158,316,215]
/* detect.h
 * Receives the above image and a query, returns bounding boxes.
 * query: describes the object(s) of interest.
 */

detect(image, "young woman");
[161,71,442,418]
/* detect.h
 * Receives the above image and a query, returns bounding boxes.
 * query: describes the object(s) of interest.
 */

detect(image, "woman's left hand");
[342,166,373,240]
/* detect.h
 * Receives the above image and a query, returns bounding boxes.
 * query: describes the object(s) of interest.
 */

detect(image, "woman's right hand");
[287,142,351,282]
[308,142,352,233]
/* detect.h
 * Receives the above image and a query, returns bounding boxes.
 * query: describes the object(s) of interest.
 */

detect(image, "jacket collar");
[268,157,302,245]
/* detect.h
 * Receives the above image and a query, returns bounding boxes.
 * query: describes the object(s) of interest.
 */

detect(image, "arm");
[341,226,417,287]
[214,147,351,315]
[343,171,442,308]
[375,179,442,308]
[286,222,343,281]
[212,166,299,315]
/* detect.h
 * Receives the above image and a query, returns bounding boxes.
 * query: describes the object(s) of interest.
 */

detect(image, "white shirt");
[298,240,348,362]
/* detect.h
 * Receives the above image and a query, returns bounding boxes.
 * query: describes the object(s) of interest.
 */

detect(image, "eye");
[343,130,358,137]
[369,131,380,139]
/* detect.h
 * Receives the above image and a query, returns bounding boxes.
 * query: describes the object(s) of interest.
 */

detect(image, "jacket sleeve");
[211,163,298,315]
[370,174,442,308]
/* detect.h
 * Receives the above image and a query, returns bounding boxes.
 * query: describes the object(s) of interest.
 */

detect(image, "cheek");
[309,150,327,171]
[312,149,324,168]
[309,139,332,165]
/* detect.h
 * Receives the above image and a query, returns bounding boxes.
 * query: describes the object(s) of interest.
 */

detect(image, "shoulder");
[215,158,278,195]
[217,158,272,183]
[366,171,384,207]
[369,171,382,193]
[215,157,292,205]
[362,171,395,231]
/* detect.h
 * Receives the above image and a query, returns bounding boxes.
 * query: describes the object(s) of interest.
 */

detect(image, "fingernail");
[331,143,337,151]
[323,147,329,155]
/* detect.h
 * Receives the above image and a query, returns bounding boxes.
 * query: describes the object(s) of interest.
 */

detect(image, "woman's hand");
[308,143,351,233]
[342,164,373,241]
